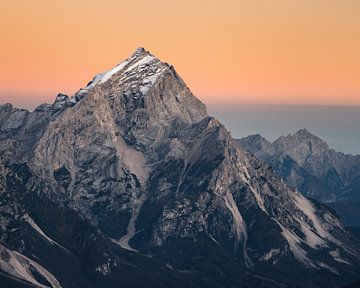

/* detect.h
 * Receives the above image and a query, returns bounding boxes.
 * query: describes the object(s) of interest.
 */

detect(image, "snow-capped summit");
[0,49,360,288]
[69,48,207,125]
[77,47,166,96]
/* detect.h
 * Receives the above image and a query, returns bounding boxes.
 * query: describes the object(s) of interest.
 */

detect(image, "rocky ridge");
[239,130,360,226]
[0,48,359,287]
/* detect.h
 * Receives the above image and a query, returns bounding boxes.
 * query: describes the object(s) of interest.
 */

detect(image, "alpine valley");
[0,48,359,288]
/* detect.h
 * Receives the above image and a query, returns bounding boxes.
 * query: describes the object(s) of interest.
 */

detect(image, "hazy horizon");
[2,97,359,155]
[3,96,360,112]
[1,1,360,106]
[208,104,360,155]
[1,0,359,154]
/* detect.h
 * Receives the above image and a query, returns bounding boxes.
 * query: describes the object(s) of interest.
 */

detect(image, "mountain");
[238,130,360,226]
[1,48,360,288]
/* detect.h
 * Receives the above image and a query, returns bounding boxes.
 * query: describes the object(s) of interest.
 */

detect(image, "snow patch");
[293,194,337,245]
[223,192,247,241]
[83,59,130,89]
[278,222,316,268]
[249,185,266,212]
[242,177,266,213]
[238,165,267,213]
[0,244,62,288]
[260,249,280,262]
[139,73,161,94]
[222,192,252,266]
[329,250,350,265]
[24,214,70,253]
[87,73,104,87]
[95,258,111,276]
[99,60,130,84]
[124,55,155,73]
[208,234,220,246]
[88,54,158,92]
[295,217,327,249]
[317,262,339,275]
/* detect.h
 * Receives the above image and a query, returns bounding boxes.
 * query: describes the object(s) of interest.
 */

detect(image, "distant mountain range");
[0,48,359,288]
[239,129,360,227]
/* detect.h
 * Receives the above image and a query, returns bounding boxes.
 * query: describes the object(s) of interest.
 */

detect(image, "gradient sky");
[1,0,359,108]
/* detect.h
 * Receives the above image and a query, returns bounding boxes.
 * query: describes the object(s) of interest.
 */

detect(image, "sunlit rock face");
[0,48,359,288]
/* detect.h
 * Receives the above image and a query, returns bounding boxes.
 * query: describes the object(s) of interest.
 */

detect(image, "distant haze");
[1,0,360,106]
[209,104,360,155]
[3,99,359,156]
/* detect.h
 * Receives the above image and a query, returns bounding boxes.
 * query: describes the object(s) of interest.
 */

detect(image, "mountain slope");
[238,130,360,226]
[1,48,360,287]
[0,158,217,288]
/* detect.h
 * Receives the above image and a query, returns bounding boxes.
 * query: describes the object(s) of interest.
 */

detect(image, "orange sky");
[0,0,359,108]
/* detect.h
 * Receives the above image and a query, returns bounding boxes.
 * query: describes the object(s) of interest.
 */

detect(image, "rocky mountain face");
[1,48,360,288]
[239,130,360,226]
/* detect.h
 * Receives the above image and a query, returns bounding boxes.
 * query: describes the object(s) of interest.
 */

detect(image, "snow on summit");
[81,47,165,93]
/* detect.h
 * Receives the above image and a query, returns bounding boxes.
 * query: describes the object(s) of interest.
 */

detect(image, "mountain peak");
[76,47,167,97]
[131,47,152,58]
[293,128,316,139]
[238,134,273,156]
[56,47,207,126]
[290,128,329,148]
[294,128,313,138]
[100,51,165,96]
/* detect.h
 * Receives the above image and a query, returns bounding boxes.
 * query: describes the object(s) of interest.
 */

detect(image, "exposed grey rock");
[1,48,359,288]
[239,130,360,229]
[239,129,360,203]
[52,93,70,114]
